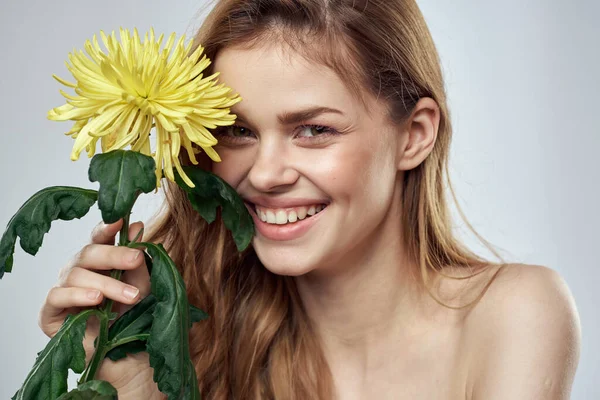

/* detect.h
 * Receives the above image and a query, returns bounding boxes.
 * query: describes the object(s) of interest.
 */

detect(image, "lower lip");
[247,205,327,241]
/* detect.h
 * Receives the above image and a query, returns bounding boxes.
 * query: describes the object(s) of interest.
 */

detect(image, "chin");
[253,243,321,277]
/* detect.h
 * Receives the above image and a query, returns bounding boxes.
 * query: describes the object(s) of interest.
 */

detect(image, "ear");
[396,97,440,171]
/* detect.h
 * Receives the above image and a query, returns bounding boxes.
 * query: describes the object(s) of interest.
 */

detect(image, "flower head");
[48,28,241,187]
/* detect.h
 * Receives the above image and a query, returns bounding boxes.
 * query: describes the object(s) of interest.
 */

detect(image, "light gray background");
[0,0,597,398]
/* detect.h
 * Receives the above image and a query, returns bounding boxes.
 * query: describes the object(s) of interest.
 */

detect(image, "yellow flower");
[48,28,240,187]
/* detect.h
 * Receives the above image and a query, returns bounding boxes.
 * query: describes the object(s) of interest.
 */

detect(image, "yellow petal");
[86,137,99,157]
[70,123,95,160]
[155,113,179,132]
[107,108,140,151]
[201,145,221,162]
[87,105,126,136]
[169,130,181,158]
[67,119,89,136]
[162,143,175,182]
[173,156,195,188]
[180,134,199,165]
[101,133,116,152]
[50,28,241,168]
[52,74,77,88]
[48,103,98,121]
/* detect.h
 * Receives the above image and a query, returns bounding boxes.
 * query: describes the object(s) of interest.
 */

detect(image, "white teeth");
[288,210,298,223]
[297,207,308,220]
[275,210,288,225]
[255,204,326,225]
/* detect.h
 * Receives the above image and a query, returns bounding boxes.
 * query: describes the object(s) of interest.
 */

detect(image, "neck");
[293,215,427,364]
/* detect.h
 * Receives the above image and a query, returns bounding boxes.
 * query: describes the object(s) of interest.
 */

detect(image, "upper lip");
[244,196,329,209]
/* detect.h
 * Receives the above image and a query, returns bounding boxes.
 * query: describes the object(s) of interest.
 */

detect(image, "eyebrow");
[233,106,345,126]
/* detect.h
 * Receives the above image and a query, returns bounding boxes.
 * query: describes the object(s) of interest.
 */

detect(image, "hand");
[38,219,163,398]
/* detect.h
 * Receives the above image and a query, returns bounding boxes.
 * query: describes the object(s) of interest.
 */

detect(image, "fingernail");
[123,285,139,300]
[87,290,101,300]
[128,250,141,263]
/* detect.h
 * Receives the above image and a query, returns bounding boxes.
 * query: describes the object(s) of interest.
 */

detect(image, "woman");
[38,0,581,398]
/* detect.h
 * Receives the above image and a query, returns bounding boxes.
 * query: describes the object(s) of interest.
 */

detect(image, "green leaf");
[108,294,156,342]
[105,292,208,363]
[12,310,98,400]
[175,166,254,251]
[89,150,156,224]
[143,251,153,276]
[104,294,156,362]
[137,242,200,400]
[107,312,119,322]
[0,187,98,278]
[189,305,209,327]
[56,380,117,400]
[105,339,148,362]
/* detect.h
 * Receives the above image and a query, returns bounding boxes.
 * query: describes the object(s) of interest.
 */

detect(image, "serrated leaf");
[88,150,156,224]
[12,310,97,400]
[0,187,98,278]
[175,166,254,251]
[56,380,117,400]
[104,293,155,361]
[105,338,148,362]
[137,242,200,400]
[107,296,206,342]
[108,294,156,343]
[105,293,208,363]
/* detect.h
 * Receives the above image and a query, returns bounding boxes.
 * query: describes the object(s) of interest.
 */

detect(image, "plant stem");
[78,310,109,384]
[118,213,131,247]
[79,213,131,384]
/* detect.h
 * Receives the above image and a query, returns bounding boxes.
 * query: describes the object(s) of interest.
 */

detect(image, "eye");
[296,125,335,138]
[213,125,256,147]
[218,125,254,138]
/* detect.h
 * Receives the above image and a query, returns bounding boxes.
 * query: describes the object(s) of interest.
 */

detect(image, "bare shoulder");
[463,264,581,399]
[467,263,580,322]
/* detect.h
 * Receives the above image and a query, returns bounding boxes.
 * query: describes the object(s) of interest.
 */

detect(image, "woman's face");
[211,42,404,277]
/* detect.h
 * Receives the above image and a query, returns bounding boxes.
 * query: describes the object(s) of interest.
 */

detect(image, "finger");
[39,287,104,337]
[41,286,104,319]
[121,221,151,296]
[128,220,145,242]
[121,260,151,298]
[90,219,124,245]
[71,243,145,272]
[62,267,141,305]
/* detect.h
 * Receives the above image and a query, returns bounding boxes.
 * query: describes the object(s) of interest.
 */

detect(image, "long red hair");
[147,1,503,398]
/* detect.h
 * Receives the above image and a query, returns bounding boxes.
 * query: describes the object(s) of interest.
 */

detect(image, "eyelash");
[213,124,341,144]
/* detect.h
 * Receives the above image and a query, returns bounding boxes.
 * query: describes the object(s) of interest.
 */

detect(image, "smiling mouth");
[247,203,328,225]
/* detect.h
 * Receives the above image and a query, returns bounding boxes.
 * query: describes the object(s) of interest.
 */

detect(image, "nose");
[247,136,299,192]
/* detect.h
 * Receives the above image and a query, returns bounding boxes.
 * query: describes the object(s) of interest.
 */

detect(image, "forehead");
[212,42,365,117]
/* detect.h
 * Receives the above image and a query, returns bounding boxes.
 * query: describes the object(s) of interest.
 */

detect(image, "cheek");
[320,140,396,204]
[210,146,254,186]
